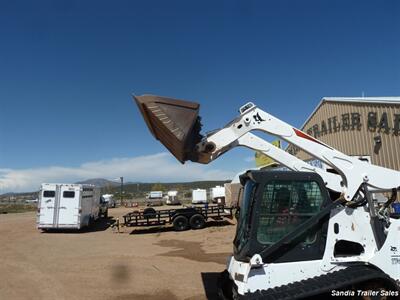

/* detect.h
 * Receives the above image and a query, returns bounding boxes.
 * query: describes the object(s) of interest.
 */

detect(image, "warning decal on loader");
[293,128,333,149]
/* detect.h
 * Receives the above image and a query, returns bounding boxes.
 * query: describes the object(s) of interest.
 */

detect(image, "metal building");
[287,97,400,171]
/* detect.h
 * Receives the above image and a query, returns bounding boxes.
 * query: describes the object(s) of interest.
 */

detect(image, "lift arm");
[235,133,343,192]
[195,102,400,200]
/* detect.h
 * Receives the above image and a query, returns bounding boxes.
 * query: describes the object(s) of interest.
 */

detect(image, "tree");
[174,184,184,192]
[151,183,165,191]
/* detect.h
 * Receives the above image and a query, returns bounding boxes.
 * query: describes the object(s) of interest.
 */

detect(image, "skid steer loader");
[134,94,400,299]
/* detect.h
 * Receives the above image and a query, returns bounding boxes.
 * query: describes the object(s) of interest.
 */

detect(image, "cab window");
[234,180,257,252]
[256,180,324,245]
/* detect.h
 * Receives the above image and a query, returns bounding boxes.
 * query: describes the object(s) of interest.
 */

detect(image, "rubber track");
[242,265,399,300]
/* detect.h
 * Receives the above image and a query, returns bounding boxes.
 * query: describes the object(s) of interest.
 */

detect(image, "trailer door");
[58,186,79,225]
[39,187,57,225]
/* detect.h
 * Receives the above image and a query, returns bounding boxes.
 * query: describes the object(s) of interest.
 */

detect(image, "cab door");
[57,186,79,225]
[39,187,57,225]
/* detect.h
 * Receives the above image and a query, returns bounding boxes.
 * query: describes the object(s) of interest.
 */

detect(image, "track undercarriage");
[219,265,400,300]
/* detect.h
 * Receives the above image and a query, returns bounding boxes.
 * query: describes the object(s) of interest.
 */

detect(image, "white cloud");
[0,153,236,193]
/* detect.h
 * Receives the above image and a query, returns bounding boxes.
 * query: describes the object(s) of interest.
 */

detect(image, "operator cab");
[233,170,332,263]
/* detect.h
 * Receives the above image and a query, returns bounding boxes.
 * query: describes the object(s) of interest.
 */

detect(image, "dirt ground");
[0,207,237,300]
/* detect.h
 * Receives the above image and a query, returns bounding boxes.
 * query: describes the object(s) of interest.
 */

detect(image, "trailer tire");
[189,214,205,230]
[173,215,189,231]
[143,207,156,218]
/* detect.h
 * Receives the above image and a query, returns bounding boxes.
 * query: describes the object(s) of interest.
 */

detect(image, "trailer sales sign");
[305,111,400,138]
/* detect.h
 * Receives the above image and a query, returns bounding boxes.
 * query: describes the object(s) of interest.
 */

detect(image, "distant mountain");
[75,178,120,187]
[1,179,229,198]
[0,191,37,199]
[1,192,16,196]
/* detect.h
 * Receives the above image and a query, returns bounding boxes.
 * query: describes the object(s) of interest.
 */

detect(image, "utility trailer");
[37,183,101,230]
[123,204,233,231]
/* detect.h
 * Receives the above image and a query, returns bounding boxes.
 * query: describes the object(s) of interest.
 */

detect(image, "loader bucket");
[133,94,203,163]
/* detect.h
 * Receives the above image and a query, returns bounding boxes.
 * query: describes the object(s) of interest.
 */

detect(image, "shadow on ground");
[155,239,231,264]
[206,220,234,228]
[129,225,175,234]
[40,217,115,234]
[111,271,221,300]
[128,219,234,235]
[201,272,221,300]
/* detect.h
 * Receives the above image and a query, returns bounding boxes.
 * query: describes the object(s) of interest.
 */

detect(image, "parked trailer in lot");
[37,183,101,230]
[210,185,225,204]
[123,204,233,231]
[192,188,207,204]
[146,191,163,206]
[101,194,115,208]
[166,190,180,205]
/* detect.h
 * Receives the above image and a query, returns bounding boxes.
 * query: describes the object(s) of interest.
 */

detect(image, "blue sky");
[1,0,399,192]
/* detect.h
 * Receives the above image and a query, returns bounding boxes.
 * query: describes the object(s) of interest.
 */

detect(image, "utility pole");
[120,176,124,206]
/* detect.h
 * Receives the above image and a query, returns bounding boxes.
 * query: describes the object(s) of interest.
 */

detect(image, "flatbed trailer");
[123,204,234,231]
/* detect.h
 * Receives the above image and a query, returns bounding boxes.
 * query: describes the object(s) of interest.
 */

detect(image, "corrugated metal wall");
[289,101,400,171]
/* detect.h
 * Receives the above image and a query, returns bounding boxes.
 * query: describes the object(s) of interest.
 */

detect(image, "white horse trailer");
[192,189,207,204]
[210,186,225,204]
[101,194,115,208]
[166,190,180,205]
[37,183,100,230]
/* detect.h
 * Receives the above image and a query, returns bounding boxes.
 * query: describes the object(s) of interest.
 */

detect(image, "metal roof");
[322,97,400,104]
[300,97,400,130]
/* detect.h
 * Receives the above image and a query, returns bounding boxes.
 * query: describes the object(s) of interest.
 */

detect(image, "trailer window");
[43,191,55,198]
[63,191,75,198]
[256,180,324,245]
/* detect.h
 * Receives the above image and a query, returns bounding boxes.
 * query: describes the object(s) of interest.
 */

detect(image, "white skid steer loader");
[134,94,400,299]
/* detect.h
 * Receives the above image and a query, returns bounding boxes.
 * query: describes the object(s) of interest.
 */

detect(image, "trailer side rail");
[123,205,233,228]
